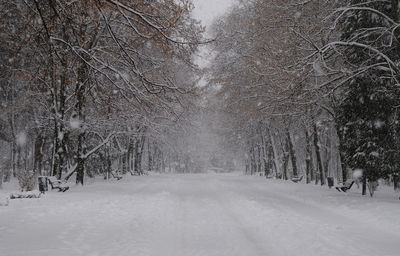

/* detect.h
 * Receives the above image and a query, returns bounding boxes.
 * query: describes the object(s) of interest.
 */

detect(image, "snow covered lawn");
[1,173,399,256]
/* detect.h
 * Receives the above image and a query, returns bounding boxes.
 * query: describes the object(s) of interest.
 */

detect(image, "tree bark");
[393,174,399,191]
[282,137,289,180]
[34,133,45,175]
[134,134,146,175]
[268,129,280,178]
[257,145,262,174]
[362,176,367,196]
[127,138,134,175]
[0,168,3,189]
[260,131,269,176]
[336,124,348,183]
[305,128,312,184]
[148,138,153,172]
[75,62,87,185]
[9,104,16,178]
[287,129,298,177]
[324,131,331,179]
[249,147,255,175]
[55,63,68,180]
[313,123,325,185]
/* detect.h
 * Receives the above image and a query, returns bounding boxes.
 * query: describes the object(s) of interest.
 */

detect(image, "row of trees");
[0,0,205,188]
[208,0,400,196]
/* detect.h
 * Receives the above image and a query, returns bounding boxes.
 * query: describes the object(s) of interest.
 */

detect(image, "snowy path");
[1,174,399,256]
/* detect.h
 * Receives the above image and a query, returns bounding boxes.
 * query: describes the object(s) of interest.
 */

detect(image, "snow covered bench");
[131,170,148,176]
[47,177,70,192]
[335,180,354,192]
[291,175,303,183]
[111,170,123,180]
[9,190,41,199]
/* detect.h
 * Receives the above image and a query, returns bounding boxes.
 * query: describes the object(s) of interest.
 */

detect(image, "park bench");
[291,175,303,183]
[111,170,123,180]
[335,180,354,192]
[47,176,69,192]
[131,170,148,176]
[10,191,41,199]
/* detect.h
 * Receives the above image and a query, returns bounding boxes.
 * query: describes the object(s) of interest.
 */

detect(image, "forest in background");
[1,0,400,197]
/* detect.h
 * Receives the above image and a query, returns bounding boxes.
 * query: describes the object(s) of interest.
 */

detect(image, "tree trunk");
[55,55,68,180]
[9,83,17,178]
[335,124,347,183]
[75,62,87,185]
[134,135,146,175]
[160,149,165,173]
[11,134,16,178]
[121,153,127,174]
[252,147,257,175]
[55,130,68,180]
[257,145,262,174]
[362,176,367,196]
[154,143,162,173]
[309,148,314,182]
[394,174,399,191]
[127,138,134,175]
[134,138,139,174]
[50,49,61,178]
[260,133,269,176]
[75,142,84,184]
[305,128,312,184]
[282,137,289,180]
[0,168,3,189]
[324,131,331,179]
[34,133,45,176]
[6,140,15,181]
[313,123,325,185]
[106,144,112,178]
[249,147,255,175]
[75,131,86,185]
[16,144,22,174]
[148,139,153,172]
[269,129,280,177]
[287,129,298,177]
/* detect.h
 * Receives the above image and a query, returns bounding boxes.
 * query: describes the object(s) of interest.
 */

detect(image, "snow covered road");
[1,173,399,256]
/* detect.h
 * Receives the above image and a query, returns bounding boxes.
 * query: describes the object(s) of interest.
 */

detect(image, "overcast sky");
[191,0,235,28]
[191,0,235,73]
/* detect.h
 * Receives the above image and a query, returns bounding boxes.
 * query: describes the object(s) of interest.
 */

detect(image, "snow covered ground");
[1,173,399,256]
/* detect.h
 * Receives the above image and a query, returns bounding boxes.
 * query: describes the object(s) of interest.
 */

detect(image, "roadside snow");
[0,174,399,256]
